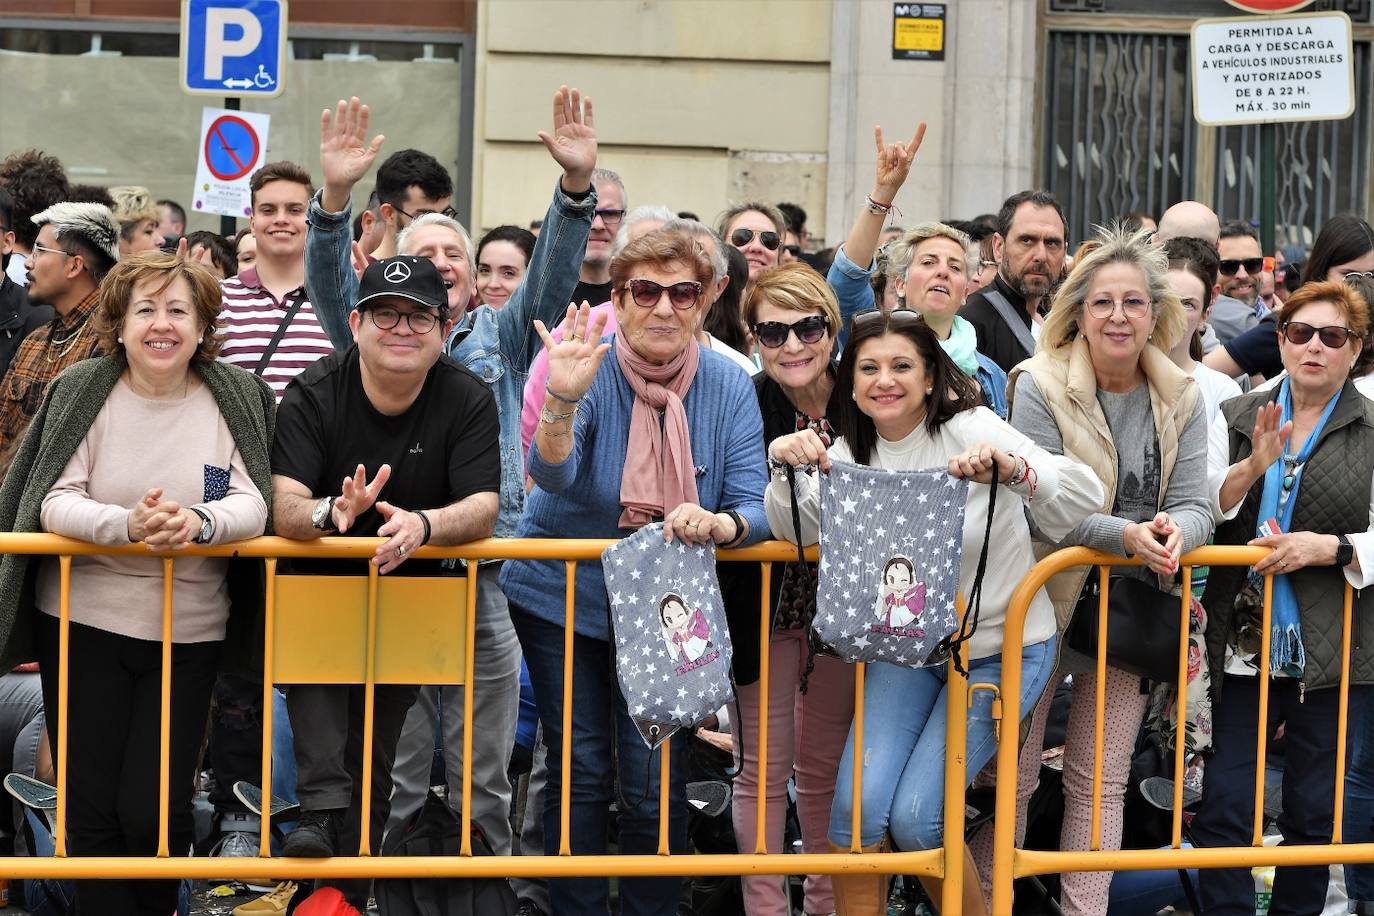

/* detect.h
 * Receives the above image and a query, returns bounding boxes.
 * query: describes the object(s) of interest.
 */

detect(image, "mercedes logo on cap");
[384,261,412,283]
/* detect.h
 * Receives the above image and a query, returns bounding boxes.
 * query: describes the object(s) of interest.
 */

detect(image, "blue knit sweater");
[500,340,769,641]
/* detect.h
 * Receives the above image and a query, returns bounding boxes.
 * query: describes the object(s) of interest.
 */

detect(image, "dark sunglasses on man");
[730,228,781,251]
[753,314,828,349]
[1281,320,1355,349]
[1218,256,1267,276]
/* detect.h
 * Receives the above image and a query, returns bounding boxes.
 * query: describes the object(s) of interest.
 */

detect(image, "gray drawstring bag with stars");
[602,522,735,749]
[813,459,996,673]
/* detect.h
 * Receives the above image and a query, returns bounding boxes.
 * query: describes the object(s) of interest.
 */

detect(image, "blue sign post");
[181,0,287,98]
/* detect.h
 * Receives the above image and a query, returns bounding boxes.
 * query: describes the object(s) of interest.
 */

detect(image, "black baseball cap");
[356,256,448,313]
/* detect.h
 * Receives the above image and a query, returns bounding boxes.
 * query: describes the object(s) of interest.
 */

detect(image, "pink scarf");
[615,335,701,528]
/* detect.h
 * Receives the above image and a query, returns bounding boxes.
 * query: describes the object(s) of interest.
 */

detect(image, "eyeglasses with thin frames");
[365,305,443,334]
[29,243,72,262]
[1086,297,1152,319]
[393,204,460,223]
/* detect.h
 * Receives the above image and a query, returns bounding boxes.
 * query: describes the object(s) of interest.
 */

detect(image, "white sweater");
[765,407,1103,660]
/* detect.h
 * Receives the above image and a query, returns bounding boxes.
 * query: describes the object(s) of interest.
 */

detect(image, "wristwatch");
[1336,534,1355,567]
[312,496,337,531]
[190,506,214,544]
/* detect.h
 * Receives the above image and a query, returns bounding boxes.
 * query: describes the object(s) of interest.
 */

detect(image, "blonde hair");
[883,221,973,283]
[1039,223,1184,356]
[742,261,841,331]
[108,186,160,237]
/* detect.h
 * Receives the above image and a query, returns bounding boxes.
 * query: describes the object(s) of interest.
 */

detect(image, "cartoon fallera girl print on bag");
[876,554,927,634]
[602,523,734,748]
[658,591,718,671]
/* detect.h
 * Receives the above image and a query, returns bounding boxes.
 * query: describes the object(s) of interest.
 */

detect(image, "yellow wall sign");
[893,2,946,61]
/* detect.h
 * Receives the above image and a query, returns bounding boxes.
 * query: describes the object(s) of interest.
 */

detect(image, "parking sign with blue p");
[181,0,287,97]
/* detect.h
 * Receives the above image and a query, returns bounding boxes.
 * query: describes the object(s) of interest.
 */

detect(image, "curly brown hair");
[94,251,224,362]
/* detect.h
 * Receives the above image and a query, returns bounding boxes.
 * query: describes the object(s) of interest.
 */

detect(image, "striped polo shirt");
[218,266,334,400]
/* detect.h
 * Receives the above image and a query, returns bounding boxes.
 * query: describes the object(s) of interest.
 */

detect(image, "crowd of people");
[1,84,1374,916]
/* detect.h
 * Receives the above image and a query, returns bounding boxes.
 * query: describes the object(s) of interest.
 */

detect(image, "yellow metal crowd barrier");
[0,533,971,913]
[990,545,1374,913]
[11,534,1365,913]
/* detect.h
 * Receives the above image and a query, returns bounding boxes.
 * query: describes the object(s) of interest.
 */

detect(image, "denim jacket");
[826,244,1008,417]
[305,179,596,535]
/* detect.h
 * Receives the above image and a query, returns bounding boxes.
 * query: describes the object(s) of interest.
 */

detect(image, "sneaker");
[282,809,340,858]
[233,881,298,915]
[211,813,276,892]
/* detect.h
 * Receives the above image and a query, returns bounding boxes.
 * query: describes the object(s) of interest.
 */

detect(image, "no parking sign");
[192,106,271,218]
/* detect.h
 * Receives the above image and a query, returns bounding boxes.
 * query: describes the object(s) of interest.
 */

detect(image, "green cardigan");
[0,354,276,670]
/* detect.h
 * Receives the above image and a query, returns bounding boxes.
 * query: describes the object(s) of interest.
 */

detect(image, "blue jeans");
[829,637,1056,850]
[1106,842,1197,915]
[1347,691,1374,902]
[511,604,687,916]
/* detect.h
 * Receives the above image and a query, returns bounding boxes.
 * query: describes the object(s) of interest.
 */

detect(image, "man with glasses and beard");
[270,255,499,906]
[572,167,626,308]
[958,189,1068,373]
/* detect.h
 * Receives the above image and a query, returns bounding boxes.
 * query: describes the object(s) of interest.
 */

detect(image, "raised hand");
[1248,402,1292,475]
[320,97,385,209]
[872,122,927,202]
[535,303,612,403]
[332,463,392,534]
[537,85,596,193]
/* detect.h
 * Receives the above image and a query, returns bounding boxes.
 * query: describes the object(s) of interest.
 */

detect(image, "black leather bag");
[1065,574,1181,683]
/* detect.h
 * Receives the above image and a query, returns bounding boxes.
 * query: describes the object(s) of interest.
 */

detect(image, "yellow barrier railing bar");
[941,640,969,912]
[459,560,479,857]
[259,558,278,858]
[359,563,380,856]
[1253,571,1273,847]
[658,737,671,855]
[753,561,771,855]
[850,661,866,852]
[1170,567,1193,850]
[1334,579,1355,844]
[558,559,575,857]
[55,554,71,858]
[1090,564,1108,852]
[158,557,174,857]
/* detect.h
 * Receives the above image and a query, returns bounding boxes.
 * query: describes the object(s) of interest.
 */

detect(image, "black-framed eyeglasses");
[1281,320,1355,349]
[782,244,802,258]
[366,305,444,334]
[593,208,625,228]
[1086,296,1152,319]
[623,277,702,310]
[730,228,781,251]
[1218,257,1264,276]
[393,203,460,223]
[754,314,829,349]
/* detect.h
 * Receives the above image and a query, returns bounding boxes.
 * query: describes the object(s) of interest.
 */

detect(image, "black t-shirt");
[1224,312,1282,378]
[272,346,500,574]
[571,279,614,309]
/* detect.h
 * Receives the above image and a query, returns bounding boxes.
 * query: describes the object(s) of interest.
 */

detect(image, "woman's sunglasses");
[753,315,829,349]
[851,307,923,331]
[730,228,781,251]
[623,277,702,310]
[1281,320,1355,348]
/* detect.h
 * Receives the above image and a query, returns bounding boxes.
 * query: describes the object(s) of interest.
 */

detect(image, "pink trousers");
[731,628,856,916]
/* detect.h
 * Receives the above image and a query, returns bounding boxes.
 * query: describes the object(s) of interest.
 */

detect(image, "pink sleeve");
[521,345,553,459]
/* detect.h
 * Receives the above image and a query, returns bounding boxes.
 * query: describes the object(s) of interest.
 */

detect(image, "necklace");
[46,315,91,363]
[1281,453,1301,491]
